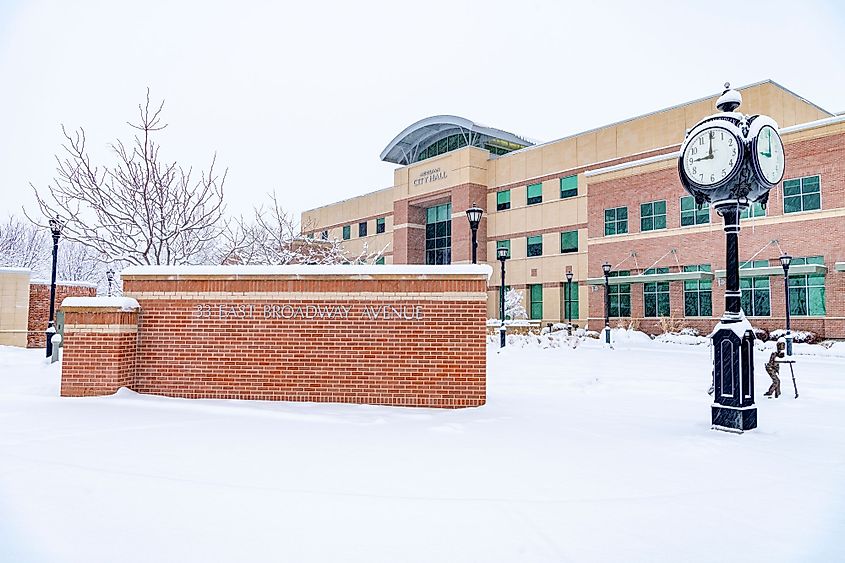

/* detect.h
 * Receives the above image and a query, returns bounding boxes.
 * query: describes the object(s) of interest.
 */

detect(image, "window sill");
[782,208,823,216]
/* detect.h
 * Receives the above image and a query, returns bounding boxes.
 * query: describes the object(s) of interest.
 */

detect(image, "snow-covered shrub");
[654,332,709,346]
[752,327,769,342]
[769,329,816,344]
[504,289,528,320]
[679,327,700,337]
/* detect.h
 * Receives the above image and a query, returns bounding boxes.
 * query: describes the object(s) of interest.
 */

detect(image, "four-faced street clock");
[677,83,789,434]
[678,84,785,208]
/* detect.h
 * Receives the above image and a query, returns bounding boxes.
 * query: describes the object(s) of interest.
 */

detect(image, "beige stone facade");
[302,80,843,335]
[0,268,31,347]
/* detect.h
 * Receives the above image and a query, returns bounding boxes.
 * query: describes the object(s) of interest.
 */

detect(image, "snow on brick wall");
[60,272,489,408]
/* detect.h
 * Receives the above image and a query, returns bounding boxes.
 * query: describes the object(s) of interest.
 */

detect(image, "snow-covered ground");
[1,333,844,563]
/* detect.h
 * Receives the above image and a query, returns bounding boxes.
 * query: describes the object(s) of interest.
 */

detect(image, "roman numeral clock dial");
[682,127,740,187]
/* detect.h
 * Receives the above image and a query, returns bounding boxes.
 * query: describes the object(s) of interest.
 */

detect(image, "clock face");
[755,125,785,185]
[682,127,741,187]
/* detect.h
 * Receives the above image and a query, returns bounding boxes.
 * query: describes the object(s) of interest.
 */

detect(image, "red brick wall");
[60,309,138,397]
[60,272,489,408]
[28,283,97,348]
[586,130,845,338]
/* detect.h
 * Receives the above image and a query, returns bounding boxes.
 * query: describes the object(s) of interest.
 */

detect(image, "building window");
[342,225,351,240]
[496,190,511,211]
[740,260,770,316]
[375,256,385,265]
[683,264,712,317]
[680,196,710,226]
[608,271,631,317]
[359,222,368,237]
[321,230,329,240]
[527,235,543,257]
[604,206,628,236]
[560,230,578,254]
[560,175,578,199]
[783,175,821,214]
[643,267,670,317]
[376,217,385,234]
[564,281,579,320]
[497,239,511,255]
[640,200,667,232]
[425,203,451,265]
[789,256,826,316]
[740,202,766,219]
[527,183,543,205]
[529,284,543,320]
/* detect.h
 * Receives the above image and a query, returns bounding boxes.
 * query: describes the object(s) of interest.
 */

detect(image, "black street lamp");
[46,215,63,358]
[602,262,612,344]
[497,246,510,348]
[465,203,483,265]
[565,270,574,334]
[780,253,793,356]
[106,268,115,297]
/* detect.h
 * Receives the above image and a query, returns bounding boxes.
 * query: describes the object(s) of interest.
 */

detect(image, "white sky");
[1,0,843,222]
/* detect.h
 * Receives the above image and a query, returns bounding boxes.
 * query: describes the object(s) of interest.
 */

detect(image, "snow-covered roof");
[0,267,31,275]
[121,264,493,279]
[380,115,535,165]
[61,296,139,311]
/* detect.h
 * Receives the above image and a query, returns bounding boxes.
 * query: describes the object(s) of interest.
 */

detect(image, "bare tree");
[28,90,227,266]
[0,215,47,270]
[217,191,386,266]
[1,214,109,288]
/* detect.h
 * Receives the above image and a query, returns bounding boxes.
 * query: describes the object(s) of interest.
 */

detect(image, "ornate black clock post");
[678,83,785,433]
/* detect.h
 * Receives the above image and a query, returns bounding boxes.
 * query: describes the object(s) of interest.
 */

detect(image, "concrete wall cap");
[120,264,493,280]
[60,296,140,311]
[30,279,99,288]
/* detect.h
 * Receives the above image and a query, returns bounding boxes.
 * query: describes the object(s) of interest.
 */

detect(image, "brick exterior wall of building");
[28,282,97,348]
[586,130,845,338]
[59,268,489,408]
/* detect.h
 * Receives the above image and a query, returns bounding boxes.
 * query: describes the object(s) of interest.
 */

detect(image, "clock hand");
[708,133,713,158]
[762,132,772,158]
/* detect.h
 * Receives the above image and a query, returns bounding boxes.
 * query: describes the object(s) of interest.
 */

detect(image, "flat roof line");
[500,79,832,160]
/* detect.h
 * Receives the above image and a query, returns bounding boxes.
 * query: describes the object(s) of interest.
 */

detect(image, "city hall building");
[302,81,845,338]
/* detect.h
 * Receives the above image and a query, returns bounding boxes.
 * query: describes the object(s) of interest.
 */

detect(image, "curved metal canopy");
[380,115,535,165]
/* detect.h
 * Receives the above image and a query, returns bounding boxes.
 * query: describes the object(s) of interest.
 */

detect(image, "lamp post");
[497,246,510,348]
[465,203,483,264]
[46,216,62,358]
[565,270,574,334]
[106,268,115,297]
[780,254,793,356]
[602,262,611,345]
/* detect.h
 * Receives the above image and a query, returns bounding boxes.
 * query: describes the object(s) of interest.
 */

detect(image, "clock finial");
[716,82,742,112]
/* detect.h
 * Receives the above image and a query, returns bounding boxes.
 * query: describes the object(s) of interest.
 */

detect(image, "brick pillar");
[450,184,488,264]
[392,200,426,264]
[60,300,139,397]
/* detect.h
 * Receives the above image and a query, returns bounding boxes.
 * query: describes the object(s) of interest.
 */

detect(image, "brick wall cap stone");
[121,264,493,280]
[31,279,98,288]
[61,296,139,311]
